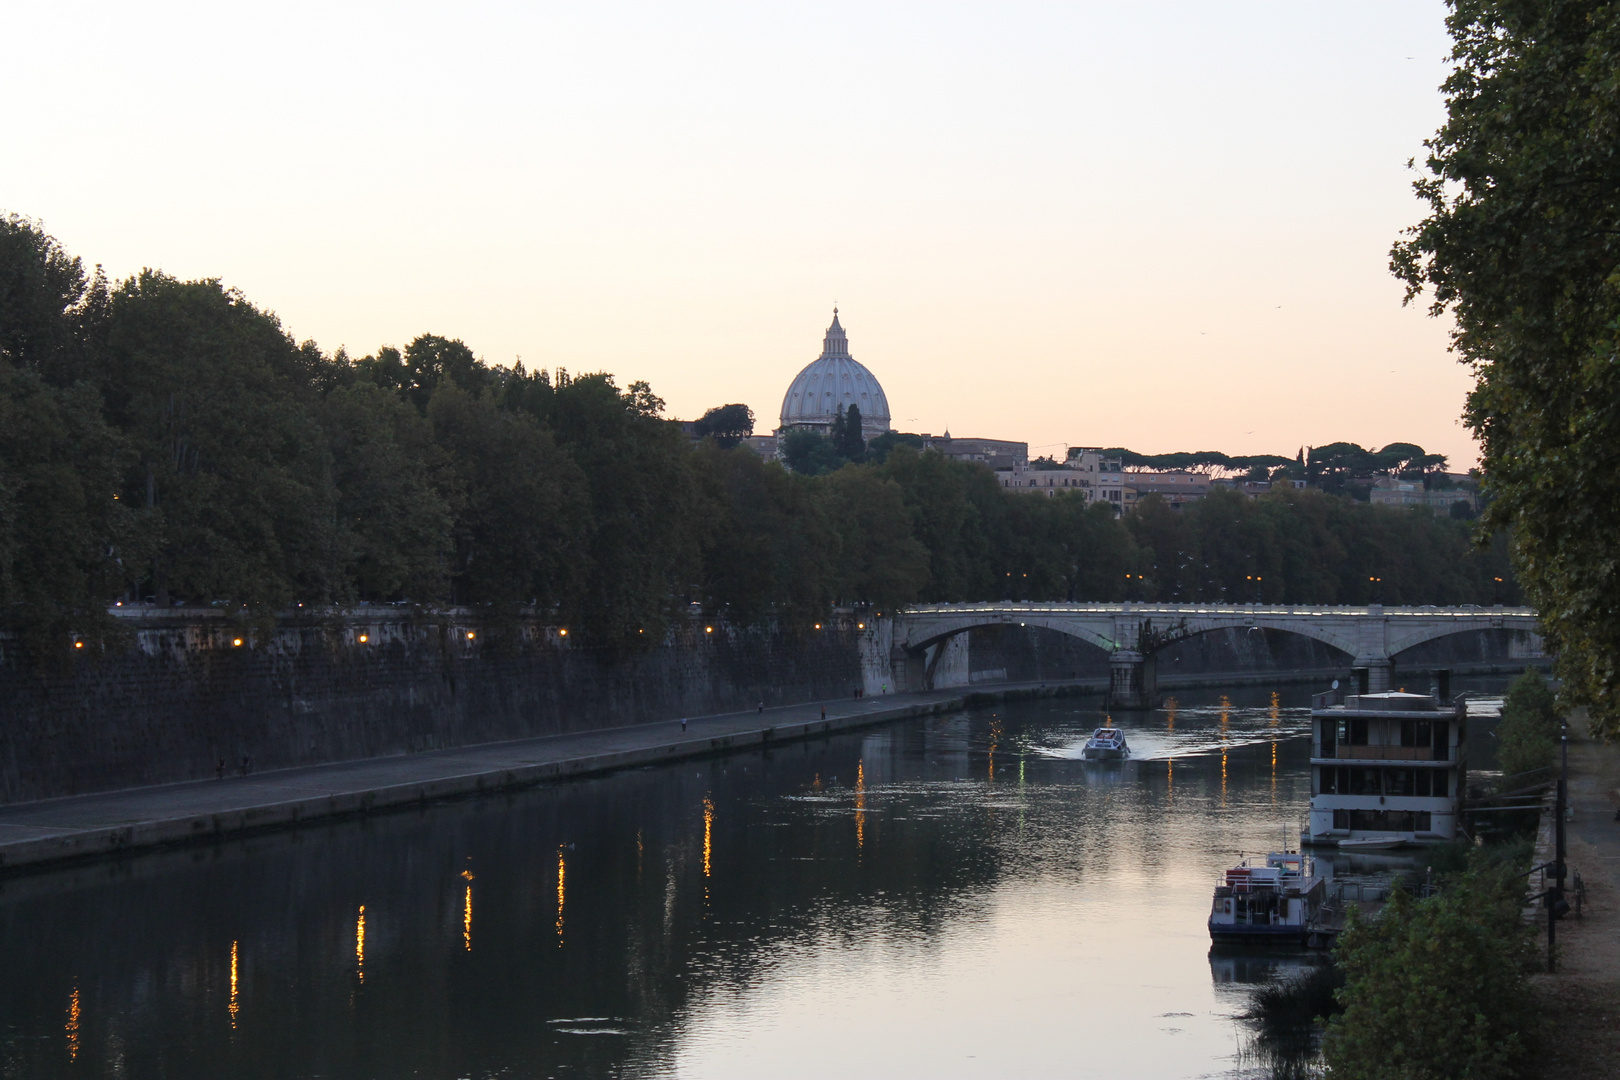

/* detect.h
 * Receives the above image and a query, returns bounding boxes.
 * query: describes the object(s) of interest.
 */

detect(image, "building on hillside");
[777,309,892,441]
[918,433,1027,469]
[1123,471,1213,510]
[1369,478,1478,513]
[996,465,1091,497]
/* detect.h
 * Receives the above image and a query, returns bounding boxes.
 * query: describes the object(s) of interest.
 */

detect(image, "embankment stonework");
[0,611,1546,806]
[0,610,864,806]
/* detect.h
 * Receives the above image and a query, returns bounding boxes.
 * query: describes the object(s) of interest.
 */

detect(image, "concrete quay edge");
[0,691,1033,874]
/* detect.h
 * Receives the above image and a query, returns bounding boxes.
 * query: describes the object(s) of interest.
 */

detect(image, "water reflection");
[0,680,1508,1079]
[65,986,80,1061]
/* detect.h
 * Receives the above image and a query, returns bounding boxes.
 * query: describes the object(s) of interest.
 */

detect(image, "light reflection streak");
[1219,695,1230,806]
[1165,697,1177,732]
[356,906,366,983]
[854,760,866,850]
[987,718,1002,781]
[556,847,567,946]
[463,885,473,951]
[66,986,80,1060]
[702,796,713,878]
[229,941,239,1029]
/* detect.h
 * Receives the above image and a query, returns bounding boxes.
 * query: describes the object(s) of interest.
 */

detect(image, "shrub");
[1323,856,1533,1080]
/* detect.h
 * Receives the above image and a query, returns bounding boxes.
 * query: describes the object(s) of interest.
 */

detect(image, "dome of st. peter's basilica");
[777,310,891,440]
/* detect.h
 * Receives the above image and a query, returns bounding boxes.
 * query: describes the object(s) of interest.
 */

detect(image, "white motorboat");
[1081,726,1128,760]
[1336,836,1407,852]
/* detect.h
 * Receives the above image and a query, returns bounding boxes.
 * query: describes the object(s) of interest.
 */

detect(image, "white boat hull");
[1337,836,1407,852]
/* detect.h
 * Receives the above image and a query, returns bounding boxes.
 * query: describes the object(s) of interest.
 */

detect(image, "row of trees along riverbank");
[0,214,1518,661]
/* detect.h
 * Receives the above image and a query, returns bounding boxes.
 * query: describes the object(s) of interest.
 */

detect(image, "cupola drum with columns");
[777,309,892,440]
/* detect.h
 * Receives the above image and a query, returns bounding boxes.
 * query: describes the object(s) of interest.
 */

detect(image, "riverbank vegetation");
[1394,0,1620,736]
[1322,850,1536,1080]
[1,215,1517,659]
[1496,669,1562,783]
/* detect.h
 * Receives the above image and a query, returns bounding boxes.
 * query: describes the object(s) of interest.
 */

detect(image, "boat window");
[1385,769,1413,796]
[1433,771,1448,798]
[1415,770,1432,797]
[1349,768,1380,795]
[1317,767,1336,795]
[1320,719,1337,756]
[1400,720,1432,748]
[1337,717,1369,746]
[1432,721,1449,760]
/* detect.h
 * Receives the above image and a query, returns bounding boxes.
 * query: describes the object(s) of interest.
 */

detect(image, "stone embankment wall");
[0,609,1548,806]
[0,609,865,806]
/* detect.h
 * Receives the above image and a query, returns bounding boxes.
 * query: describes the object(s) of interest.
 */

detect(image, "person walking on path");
[680,717,687,732]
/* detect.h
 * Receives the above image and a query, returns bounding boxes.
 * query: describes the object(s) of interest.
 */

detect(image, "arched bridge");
[888,603,1542,706]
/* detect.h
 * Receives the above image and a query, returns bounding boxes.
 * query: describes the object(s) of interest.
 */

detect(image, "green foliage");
[1495,667,1561,780]
[1392,1,1620,736]
[780,427,847,476]
[692,403,753,449]
[1323,855,1534,1080]
[830,404,866,461]
[0,215,1535,658]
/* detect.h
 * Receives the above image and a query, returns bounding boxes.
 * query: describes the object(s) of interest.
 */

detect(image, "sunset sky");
[4,2,1471,465]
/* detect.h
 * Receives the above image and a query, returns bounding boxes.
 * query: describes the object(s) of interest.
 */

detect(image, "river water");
[0,682,1506,1079]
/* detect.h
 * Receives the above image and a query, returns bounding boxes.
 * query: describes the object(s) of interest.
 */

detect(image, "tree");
[1495,667,1560,780]
[692,403,753,449]
[830,404,866,461]
[318,382,453,603]
[426,385,588,610]
[780,428,846,476]
[103,272,341,609]
[1392,1,1620,735]
[818,466,930,609]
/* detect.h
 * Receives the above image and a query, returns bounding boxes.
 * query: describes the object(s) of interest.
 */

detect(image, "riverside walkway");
[0,680,1095,873]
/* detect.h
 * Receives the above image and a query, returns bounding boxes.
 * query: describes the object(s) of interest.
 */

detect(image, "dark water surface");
[0,683,1499,1079]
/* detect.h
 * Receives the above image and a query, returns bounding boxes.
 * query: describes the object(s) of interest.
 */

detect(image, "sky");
[3,2,1473,466]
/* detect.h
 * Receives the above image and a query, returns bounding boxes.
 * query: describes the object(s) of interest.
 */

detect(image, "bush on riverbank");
[1322,853,1534,1080]
[1496,668,1561,783]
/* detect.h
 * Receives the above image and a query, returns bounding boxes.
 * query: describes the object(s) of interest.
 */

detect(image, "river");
[0,680,1509,1079]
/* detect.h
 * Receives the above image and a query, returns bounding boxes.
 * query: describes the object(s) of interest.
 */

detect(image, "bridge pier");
[1108,650,1157,710]
[1350,658,1392,694]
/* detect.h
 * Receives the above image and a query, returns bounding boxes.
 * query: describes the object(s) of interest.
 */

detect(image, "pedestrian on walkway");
[821,706,826,719]
[758,701,764,713]
[681,717,687,732]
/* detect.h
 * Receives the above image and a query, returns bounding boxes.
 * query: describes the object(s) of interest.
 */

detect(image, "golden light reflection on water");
[556,847,567,947]
[356,906,366,983]
[987,718,1002,781]
[1219,695,1230,807]
[1165,697,1177,732]
[702,795,714,878]
[66,986,80,1061]
[229,940,239,1029]
[463,885,473,951]
[1167,757,1173,802]
[854,760,866,851]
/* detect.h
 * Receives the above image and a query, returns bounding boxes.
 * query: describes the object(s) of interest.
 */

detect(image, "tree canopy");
[1392,0,1620,734]
[0,215,1522,662]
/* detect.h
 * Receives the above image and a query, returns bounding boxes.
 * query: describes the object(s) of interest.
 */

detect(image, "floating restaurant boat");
[1305,683,1467,847]
[1208,852,1329,947]
[1081,726,1128,760]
